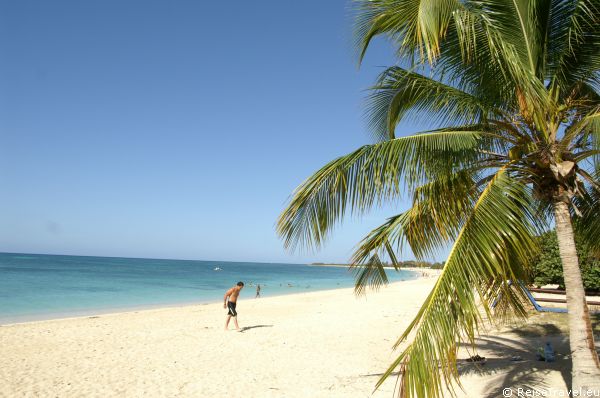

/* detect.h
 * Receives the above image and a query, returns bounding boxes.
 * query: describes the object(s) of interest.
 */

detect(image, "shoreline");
[0,271,423,327]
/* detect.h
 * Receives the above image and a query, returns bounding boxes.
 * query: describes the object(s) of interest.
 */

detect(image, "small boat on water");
[214,267,222,271]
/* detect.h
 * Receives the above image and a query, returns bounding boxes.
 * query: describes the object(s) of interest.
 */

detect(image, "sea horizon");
[0,252,419,324]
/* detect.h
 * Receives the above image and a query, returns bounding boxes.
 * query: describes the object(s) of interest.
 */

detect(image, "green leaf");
[373,171,540,397]
[366,66,504,139]
[277,130,485,251]
[351,170,480,268]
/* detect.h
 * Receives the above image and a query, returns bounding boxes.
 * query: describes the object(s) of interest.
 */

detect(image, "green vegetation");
[311,260,445,268]
[278,0,600,396]
[390,260,444,268]
[531,231,600,292]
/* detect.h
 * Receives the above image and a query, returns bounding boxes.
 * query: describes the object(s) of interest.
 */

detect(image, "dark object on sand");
[466,354,486,363]
[536,347,545,361]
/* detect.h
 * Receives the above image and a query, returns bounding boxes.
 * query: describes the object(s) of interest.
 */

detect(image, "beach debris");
[465,354,486,363]
[510,355,523,361]
[536,347,545,361]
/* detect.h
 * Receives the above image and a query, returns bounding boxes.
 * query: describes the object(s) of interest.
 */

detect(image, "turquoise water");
[0,253,418,324]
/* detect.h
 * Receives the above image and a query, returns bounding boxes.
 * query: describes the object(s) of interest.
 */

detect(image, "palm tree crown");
[278,0,600,396]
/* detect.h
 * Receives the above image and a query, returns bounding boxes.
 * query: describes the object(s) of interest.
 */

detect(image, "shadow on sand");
[238,324,274,333]
[464,329,571,398]
[359,323,579,397]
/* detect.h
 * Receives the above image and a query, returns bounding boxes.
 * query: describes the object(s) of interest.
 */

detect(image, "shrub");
[530,231,600,293]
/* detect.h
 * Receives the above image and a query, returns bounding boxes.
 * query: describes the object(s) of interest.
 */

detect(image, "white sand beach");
[0,277,572,397]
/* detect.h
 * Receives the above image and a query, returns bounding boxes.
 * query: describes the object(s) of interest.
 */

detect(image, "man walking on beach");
[224,281,244,330]
[255,284,261,298]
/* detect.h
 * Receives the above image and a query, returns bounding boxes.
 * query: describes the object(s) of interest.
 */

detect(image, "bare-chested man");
[223,281,244,330]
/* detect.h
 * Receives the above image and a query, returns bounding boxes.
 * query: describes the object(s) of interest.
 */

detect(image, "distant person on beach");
[224,281,244,331]
[255,284,261,298]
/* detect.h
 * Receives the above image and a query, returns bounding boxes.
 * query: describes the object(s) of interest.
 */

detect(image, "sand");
[0,277,573,398]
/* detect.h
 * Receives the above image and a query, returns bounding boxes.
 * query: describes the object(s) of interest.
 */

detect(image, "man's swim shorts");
[227,301,237,317]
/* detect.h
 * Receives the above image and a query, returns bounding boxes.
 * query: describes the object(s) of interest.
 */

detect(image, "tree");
[277,0,600,396]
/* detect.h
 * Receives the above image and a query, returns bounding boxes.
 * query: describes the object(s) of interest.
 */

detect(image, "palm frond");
[354,0,461,64]
[355,0,554,126]
[437,8,517,107]
[277,130,489,251]
[561,108,600,150]
[585,110,600,149]
[352,252,395,296]
[574,170,600,256]
[549,0,600,96]
[366,66,505,139]
[371,171,541,397]
[486,0,539,74]
[351,170,480,270]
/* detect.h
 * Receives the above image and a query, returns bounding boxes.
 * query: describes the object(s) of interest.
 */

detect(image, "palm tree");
[277,0,600,396]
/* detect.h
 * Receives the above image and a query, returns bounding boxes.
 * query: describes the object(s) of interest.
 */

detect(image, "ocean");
[0,253,418,324]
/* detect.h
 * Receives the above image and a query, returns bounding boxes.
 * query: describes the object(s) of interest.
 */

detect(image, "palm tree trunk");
[553,199,600,392]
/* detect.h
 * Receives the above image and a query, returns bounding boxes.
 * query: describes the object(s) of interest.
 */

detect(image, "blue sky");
[0,1,440,263]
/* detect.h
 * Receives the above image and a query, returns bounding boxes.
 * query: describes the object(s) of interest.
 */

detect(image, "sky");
[0,0,441,264]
